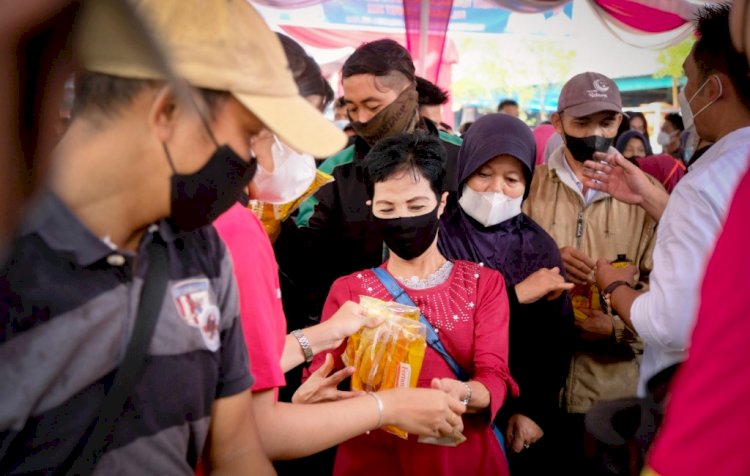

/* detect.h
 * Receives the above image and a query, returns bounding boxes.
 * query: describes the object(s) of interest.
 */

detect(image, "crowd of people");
[1,1,749,475]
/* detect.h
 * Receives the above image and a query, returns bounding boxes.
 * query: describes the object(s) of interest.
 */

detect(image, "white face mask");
[678,87,694,131]
[656,130,676,147]
[334,119,350,130]
[683,75,723,137]
[678,86,701,164]
[252,136,317,204]
[683,131,700,164]
[458,184,523,227]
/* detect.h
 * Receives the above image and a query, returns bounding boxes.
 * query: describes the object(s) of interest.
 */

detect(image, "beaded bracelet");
[461,382,472,406]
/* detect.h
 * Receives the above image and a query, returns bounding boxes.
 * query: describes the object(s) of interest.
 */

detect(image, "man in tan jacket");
[523,72,658,473]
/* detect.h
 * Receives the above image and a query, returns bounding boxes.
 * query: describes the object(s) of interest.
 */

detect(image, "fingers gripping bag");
[343,296,427,439]
[571,254,633,320]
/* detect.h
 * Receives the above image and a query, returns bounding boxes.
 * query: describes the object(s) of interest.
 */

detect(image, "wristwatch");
[292,329,314,364]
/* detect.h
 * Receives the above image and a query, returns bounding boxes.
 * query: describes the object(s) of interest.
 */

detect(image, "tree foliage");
[653,37,694,80]
[452,36,576,122]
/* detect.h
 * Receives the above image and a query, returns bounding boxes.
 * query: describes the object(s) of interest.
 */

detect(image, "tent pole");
[419,0,429,78]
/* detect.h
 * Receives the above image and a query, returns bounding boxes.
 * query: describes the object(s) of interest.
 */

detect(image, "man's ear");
[148,84,178,143]
[551,112,564,136]
[614,113,624,131]
[708,73,727,102]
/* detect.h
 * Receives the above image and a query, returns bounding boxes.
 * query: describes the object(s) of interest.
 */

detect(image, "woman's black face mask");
[372,203,440,261]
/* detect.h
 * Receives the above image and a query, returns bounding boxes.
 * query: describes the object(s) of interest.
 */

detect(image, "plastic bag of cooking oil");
[571,282,603,322]
[571,254,634,321]
[343,296,426,439]
[247,169,334,242]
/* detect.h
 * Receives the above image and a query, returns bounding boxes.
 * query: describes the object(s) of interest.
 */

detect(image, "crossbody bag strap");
[371,267,507,454]
[371,267,469,381]
[63,237,170,475]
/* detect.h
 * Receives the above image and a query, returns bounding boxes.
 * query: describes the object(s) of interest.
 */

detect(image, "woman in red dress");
[309,133,518,475]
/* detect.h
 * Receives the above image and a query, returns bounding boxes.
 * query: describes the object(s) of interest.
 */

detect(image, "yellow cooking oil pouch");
[343,296,426,439]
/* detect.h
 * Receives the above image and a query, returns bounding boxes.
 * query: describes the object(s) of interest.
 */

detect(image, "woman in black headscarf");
[439,113,574,475]
[615,129,653,159]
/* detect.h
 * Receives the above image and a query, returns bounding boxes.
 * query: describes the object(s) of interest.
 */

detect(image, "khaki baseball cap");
[557,72,622,118]
[77,0,177,84]
[84,0,346,158]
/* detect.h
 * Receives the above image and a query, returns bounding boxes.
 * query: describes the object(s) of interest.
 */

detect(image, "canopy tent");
[252,0,711,55]
[252,0,715,125]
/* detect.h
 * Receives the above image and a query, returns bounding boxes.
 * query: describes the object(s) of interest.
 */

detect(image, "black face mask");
[563,131,613,163]
[164,142,257,231]
[373,204,440,261]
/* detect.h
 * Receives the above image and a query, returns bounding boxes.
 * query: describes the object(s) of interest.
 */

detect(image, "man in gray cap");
[522,71,659,472]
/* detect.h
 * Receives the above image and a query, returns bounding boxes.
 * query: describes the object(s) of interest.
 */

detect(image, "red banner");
[403,0,454,84]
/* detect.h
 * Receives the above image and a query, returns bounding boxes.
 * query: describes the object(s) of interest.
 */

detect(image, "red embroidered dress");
[310,260,518,476]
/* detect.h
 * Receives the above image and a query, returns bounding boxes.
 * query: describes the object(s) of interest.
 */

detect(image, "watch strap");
[603,280,631,295]
[292,329,314,364]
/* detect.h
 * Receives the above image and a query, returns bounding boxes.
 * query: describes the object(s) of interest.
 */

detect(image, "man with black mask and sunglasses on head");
[522,72,659,473]
[0,1,346,474]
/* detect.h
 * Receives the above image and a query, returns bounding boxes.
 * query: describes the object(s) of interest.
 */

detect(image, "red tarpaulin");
[403,0,454,84]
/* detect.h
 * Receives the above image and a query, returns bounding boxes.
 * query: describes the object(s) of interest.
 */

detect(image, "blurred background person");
[333,96,348,122]
[417,75,449,129]
[458,121,474,136]
[657,113,684,159]
[616,130,684,193]
[628,111,651,145]
[533,121,556,166]
[497,98,520,117]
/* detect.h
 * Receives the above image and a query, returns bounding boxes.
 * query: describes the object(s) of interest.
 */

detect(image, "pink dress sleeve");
[473,267,519,419]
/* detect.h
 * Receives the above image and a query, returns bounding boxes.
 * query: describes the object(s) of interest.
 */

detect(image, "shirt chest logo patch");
[171,278,220,351]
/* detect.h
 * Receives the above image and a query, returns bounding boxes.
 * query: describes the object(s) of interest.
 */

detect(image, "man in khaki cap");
[0,0,345,474]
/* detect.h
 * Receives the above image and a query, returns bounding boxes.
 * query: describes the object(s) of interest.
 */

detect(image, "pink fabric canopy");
[403,0,453,83]
[595,0,686,33]
[587,0,710,47]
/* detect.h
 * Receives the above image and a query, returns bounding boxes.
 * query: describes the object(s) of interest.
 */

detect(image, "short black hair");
[497,99,518,112]
[363,132,446,199]
[664,113,684,131]
[693,3,750,110]
[277,33,333,110]
[458,122,473,135]
[73,72,227,122]
[342,39,415,86]
[416,76,448,106]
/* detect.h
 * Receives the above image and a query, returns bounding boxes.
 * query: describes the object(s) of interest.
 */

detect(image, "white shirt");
[631,126,750,394]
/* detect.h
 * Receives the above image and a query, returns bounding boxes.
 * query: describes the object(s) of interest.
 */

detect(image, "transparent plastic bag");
[247,169,334,241]
[343,296,427,439]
